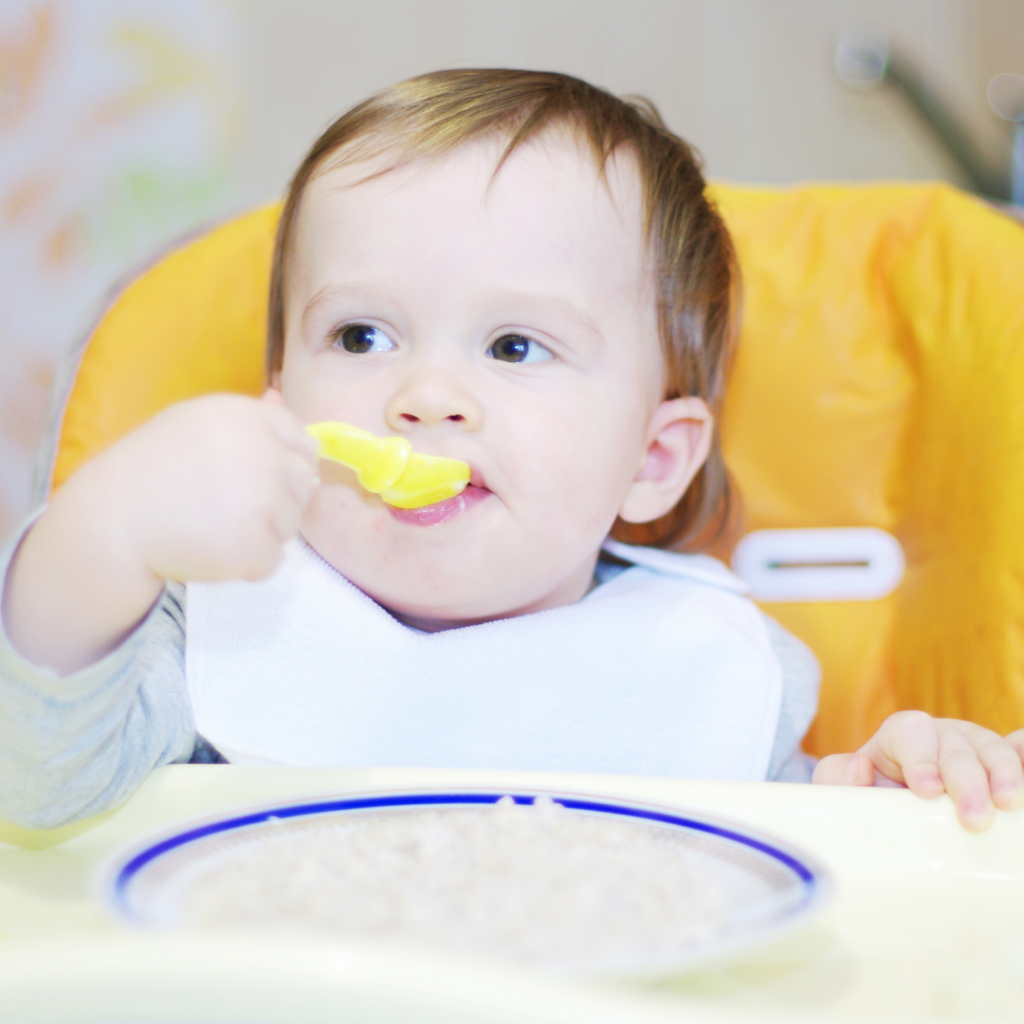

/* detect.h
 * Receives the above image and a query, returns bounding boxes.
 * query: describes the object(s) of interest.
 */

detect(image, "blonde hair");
[268,69,737,550]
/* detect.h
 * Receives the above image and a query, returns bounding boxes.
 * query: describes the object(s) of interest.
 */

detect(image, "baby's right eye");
[332,324,395,354]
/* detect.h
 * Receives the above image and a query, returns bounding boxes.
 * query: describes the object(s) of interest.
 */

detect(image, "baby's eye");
[333,324,395,354]
[488,334,553,364]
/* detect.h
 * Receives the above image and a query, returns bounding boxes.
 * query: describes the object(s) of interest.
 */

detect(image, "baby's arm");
[2,391,318,675]
[0,569,194,829]
[812,711,1024,830]
[0,391,316,827]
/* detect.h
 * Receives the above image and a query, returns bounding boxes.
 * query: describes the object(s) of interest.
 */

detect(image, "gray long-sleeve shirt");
[0,522,820,829]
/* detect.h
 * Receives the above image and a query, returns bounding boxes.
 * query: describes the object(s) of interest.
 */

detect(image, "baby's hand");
[812,711,1024,830]
[3,391,318,675]
[122,390,319,584]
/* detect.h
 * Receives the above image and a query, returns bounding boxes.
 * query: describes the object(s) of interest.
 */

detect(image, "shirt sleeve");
[0,518,195,829]
[762,611,820,783]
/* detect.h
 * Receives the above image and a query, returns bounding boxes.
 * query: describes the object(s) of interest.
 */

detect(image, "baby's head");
[267,69,737,631]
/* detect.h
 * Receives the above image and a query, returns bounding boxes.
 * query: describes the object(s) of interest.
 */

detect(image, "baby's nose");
[384,372,483,431]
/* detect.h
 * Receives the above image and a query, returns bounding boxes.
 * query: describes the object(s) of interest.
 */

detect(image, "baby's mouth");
[386,480,490,527]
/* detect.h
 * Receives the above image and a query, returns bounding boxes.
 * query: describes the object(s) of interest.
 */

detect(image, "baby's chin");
[359,556,604,633]
[299,487,604,630]
[298,528,529,629]
[349,571,555,633]
[382,602,510,634]
[304,540,592,633]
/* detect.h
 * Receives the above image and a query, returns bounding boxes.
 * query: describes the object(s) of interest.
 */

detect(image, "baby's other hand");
[812,711,1024,831]
[120,390,319,584]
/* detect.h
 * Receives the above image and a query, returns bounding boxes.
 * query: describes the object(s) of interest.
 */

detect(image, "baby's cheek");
[300,483,366,555]
[303,479,348,526]
[540,474,625,552]
[561,441,639,516]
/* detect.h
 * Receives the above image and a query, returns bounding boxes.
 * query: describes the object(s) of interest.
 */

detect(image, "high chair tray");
[0,765,1021,1023]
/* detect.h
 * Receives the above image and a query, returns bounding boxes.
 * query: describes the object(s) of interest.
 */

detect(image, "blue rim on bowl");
[100,789,833,976]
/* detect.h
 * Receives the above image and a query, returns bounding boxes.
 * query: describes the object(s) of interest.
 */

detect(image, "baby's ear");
[618,397,713,524]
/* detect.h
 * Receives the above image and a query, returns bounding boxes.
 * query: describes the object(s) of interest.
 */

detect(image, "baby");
[2,70,1022,830]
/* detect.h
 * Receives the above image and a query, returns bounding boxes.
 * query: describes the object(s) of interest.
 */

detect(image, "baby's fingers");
[1007,729,1024,766]
[812,752,875,786]
[261,388,320,462]
[934,728,996,831]
[971,725,1024,812]
[279,448,320,511]
[871,709,945,797]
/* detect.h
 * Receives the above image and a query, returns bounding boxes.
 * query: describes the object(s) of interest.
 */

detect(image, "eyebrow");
[301,283,375,330]
[481,289,606,345]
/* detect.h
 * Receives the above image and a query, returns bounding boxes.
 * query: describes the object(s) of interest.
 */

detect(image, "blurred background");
[1,0,1023,543]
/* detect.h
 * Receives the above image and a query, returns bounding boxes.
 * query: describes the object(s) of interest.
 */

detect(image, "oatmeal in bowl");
[102,790,830,976]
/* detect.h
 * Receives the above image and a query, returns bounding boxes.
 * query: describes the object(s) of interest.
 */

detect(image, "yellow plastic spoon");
[307,421,471,509]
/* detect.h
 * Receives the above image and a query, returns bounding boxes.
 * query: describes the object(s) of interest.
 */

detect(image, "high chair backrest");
[37,184,1024,757]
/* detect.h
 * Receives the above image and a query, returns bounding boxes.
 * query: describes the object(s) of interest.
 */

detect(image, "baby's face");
[277,133,667,630]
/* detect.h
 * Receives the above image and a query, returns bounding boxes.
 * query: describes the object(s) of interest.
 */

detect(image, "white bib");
[185,539,782,780]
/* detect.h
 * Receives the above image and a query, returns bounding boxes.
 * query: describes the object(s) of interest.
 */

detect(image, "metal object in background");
[987,72,1024,206]
[836,32,1021,206]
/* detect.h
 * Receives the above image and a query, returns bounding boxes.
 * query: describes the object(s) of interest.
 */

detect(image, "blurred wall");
[1,0,1022,541]
[238,0,1024,199]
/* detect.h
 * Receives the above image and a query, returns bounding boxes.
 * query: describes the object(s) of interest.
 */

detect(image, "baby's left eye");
[487,334,553,364]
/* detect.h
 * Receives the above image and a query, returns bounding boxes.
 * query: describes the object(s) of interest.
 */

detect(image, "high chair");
[33,183,1024,758]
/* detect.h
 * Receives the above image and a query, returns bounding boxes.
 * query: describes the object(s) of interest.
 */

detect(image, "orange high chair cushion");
[48,205,279,490]
[712,183,1024,754]
[43,184,1024,757]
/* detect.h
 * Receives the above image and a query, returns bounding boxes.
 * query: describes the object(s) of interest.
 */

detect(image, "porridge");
[182,796,723,970]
